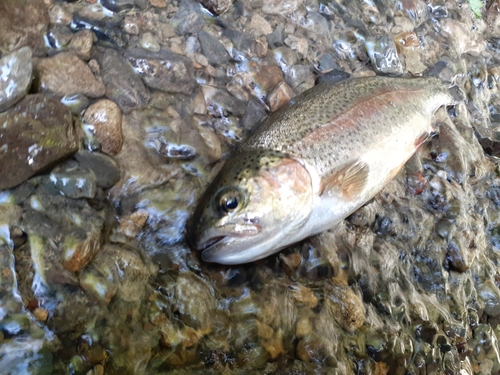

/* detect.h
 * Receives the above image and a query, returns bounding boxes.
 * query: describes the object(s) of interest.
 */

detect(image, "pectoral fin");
[321,160,370,200]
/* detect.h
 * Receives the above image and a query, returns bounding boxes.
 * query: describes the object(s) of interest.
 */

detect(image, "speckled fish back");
[241,76,453,179]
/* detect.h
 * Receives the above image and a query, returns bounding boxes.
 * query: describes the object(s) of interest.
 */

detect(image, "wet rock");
[268,81,295,112]
[50,160,98,199]
[150,0,167,7]
[266,25,284,49]
[324,281,365,332]
[0,47,33,112]
[198,30,231,65]
[241,98,267,132]
[262,0,304,15]
[364,35,404,75]
[97,48,150,113]
[223,28,257,59]
[71,14,128,49]
[101,0,135,13]
[248,14,273,38]
[171,1,205,36]
[80,244,150,303]
[200,0,233,15]
[201,85,245,117]
[83,99,123,155]
[139,32,161,52]
[173,273,217,331]
[22,193,105,276]
[36,52,105,98]
[48,3,73,26]
[0,95,78,191]
[478,280,500,317]
[251,64,284,95]
[284,65,314,91]
[74,151,121,189]
[68,30,94,60]
[0,0,49,56]
[118,209,149,238]
[61,94,91,116]
[125,48,197,95]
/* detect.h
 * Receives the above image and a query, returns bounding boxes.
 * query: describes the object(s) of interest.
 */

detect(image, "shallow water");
[2,0,500,374]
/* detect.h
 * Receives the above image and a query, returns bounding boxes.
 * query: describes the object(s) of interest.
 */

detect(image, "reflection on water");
[2,0,500,374]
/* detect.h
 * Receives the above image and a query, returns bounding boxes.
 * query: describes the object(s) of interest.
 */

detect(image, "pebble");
[139,32,161,52]
[200,0,233,15]
[0,47,33,112]
[101,0,135,13]
[364,35,404,75]
[0,0,49,56]
[0,95,78,190]
[268,81,295,112]
[122,15,141,35]
[324,281,365,332]
[201,85,246,117]
[83,99,123,155]
[171,1,205,36]
[68,30,94,60]
[97,48,150,113]
[48,3,73,25]
[198,30,231,65]
[262,0,304,15]
[248,14,273,37]
[125,48,197,95]
[71,14,128,49]
[36,52,106,98]
[150,0,167,8]
[74,151,121,189]
[50,160,98,199]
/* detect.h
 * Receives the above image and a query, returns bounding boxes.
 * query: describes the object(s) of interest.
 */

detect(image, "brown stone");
[0,0,50,56]
[0,94,78,190]
[268,81,295,112]
[83,99,123,155]
[36,52,105,98]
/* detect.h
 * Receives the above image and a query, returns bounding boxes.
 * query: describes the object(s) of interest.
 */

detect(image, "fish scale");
[188,75,456,265]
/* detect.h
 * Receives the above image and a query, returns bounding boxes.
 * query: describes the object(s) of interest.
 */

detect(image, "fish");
[187,75,456,265]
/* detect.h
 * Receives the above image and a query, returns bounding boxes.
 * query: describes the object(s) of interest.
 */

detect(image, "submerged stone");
[0,47,33,112]
[0,95,78,191]
[125,48,197,95]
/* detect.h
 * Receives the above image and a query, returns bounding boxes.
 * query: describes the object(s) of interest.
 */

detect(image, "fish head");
[188,150,314,264]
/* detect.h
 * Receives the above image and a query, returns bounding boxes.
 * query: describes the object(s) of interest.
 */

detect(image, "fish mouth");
[196,236,226,251]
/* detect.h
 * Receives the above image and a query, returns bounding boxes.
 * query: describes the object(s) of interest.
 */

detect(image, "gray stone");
[0,95,78,191]
[98,48,150,114]
[365,35,404,75]
[74,151,121,189]
[49,160,97,199]
[101,0,135,12]
[223,28,257,58]
[125,48,197,95]
[0,47,33,112]
[198,30,230,65]
[201,85,246,117]
[262,0,304,15]
[171,1,205,36]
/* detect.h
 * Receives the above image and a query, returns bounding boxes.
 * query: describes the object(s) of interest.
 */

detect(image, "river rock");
[49,160,98,199]
[0,0,49,56]
[36,52,106,98]
[22,193,105,276]
[324,281,365,332]
[81,244,150,303]
[97,48,150,113]
[171,1,205,35]
[0,95,78,191]
[68,30,94,60]
[74,151,121,189]
[262,0,304,15]
[125,48,197,94]
[0,47,33,112]
[83,99,123,155]
[198,30,231,65]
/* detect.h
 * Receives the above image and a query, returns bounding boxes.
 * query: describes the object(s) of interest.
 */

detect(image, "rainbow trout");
[188,76,456,264]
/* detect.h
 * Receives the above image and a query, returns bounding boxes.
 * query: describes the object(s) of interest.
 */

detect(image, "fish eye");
[214,187,243,214]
